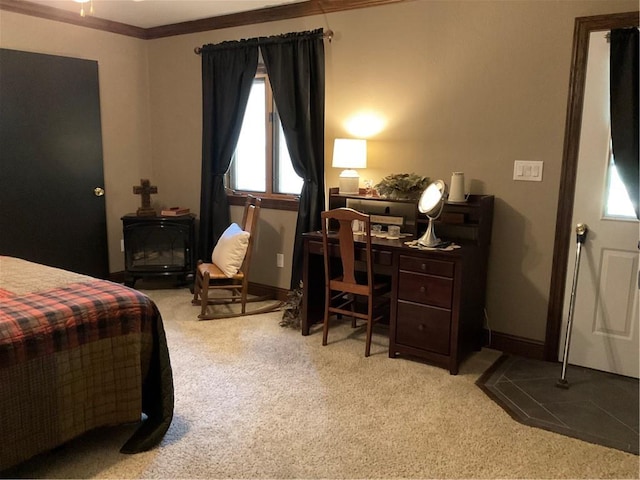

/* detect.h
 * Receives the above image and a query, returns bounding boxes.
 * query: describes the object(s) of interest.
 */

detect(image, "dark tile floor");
[477,355,639,455]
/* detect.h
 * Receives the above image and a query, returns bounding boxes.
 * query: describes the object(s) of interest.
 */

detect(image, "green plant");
[374,173,429,199]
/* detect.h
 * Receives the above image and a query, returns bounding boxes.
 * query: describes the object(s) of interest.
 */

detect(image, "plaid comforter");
[0,257,174,471]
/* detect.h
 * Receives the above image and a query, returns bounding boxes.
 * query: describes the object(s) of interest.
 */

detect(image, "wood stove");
[121,213,196,288]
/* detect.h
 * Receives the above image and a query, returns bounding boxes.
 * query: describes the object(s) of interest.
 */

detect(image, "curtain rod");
[194,29,333,55]
[605,27,639,43]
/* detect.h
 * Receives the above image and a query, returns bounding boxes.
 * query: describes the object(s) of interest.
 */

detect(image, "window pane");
[275,120,303,195]
[604,147,635,218]
[232,80,266,192]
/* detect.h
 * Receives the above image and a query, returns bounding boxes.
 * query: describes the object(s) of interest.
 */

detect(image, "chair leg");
[240,279,248,314]
[322,287,331,346]
[350,294,357,328]
[365,299,374,357]
[192,270,201,304]
[365,318,374,357]
[199,271,210,318]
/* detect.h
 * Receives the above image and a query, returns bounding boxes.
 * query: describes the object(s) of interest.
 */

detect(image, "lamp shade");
[332,138,367,194]
[332,138,367,169]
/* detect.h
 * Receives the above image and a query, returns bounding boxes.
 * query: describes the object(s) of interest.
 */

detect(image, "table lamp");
[332,138,367,195]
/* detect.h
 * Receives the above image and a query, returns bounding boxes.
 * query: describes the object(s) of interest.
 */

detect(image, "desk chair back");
[320,207,389,356]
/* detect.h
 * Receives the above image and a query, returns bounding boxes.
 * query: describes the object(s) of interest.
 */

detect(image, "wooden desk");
[302,195,493,375]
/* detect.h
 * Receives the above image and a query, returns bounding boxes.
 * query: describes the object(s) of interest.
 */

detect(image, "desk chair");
[192,195,261,319]
[321,207,390,356]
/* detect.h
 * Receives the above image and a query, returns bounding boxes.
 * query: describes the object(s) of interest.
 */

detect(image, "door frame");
[544,11,639,361]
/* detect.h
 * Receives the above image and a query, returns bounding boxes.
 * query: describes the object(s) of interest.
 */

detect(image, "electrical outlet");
[120,239,125,252]
[513,160,543,182]
[276,253,284,268]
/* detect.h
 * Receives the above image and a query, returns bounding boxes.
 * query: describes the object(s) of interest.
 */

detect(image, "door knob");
[94,187,105,197]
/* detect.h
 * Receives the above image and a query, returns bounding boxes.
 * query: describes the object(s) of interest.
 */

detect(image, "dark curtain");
[610,28,639,219]
[198,41,258,260]
[260,29,326,290]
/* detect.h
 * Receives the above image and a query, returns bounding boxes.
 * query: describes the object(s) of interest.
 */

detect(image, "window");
[228,71,303,198]
[604,140,636,219]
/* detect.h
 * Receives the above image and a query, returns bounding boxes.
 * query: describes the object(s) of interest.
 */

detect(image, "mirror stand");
[417,179,447,247]
[418,215,440,247]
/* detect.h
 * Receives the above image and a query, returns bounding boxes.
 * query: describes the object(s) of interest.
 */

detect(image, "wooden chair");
[321,207,391,356]
[192,195,261,319]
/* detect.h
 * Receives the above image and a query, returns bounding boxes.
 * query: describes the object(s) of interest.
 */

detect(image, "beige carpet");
[5,287,639,479]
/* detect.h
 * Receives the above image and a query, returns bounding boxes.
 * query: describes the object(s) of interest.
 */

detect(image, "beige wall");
[1,0,636,343]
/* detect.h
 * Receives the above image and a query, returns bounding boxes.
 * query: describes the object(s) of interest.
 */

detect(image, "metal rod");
[557,223,588,389]
[194,29,333,55]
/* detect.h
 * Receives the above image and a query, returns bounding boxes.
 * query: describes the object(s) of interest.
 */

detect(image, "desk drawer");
[399,255,454,278]
[308,240,325,256]
[398,271,453,308]
[396,301,451,355]
[307,240,393,266]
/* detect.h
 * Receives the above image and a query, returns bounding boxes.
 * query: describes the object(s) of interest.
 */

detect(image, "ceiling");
[24,0,307,29]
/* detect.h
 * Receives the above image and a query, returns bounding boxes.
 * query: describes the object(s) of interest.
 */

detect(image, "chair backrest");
[239,195,261,274]
[321,207,374,291]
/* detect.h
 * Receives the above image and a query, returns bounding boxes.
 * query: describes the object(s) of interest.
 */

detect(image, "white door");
[560,32,639,378]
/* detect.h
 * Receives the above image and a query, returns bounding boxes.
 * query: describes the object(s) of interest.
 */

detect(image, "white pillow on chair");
[211,223,250,277]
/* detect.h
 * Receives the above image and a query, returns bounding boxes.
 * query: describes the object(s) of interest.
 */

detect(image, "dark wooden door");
[0,49,108,278]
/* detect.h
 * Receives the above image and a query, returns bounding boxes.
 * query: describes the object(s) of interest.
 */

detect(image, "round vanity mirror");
[417,179,447,247]
[418,179,446,215]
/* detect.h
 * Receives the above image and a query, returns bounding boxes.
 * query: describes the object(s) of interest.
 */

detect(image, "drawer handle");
[420,286,426,294]
[418,324,425,331]
[421,263,427,271]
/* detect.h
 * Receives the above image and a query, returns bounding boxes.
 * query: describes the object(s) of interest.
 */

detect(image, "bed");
[0,256,174,471]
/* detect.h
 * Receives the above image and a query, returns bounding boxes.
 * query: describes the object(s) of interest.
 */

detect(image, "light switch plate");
[514,160,543,182]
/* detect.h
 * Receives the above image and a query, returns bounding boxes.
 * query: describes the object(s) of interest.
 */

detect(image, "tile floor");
[477,355,639,455]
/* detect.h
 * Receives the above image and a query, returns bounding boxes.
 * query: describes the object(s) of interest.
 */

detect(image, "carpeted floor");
[3,287,639,479]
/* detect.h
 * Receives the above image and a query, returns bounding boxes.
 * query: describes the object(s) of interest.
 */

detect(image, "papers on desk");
[374,232,412,239]
[404,240,461,251]
[353,231,412,239]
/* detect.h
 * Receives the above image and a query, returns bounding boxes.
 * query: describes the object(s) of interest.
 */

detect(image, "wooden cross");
[133,178,158,216]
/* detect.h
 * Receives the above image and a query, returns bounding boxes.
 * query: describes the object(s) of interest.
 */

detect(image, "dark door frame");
[544,11,639,361]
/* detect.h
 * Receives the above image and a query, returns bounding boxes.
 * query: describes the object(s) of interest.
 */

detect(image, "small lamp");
[332,138,367,195]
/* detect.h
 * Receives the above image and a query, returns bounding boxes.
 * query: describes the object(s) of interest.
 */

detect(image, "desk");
[301,195,493,374]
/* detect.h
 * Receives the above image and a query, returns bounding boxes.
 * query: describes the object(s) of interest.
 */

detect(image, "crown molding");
[0,0,147,37]
[0,0,411,40]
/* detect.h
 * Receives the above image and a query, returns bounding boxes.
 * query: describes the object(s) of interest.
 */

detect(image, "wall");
[0,11,152,274]
[1,0,637,344]
[146,0,636,342]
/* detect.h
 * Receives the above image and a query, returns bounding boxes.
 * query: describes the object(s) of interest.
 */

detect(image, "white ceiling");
[26,0,307,29]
